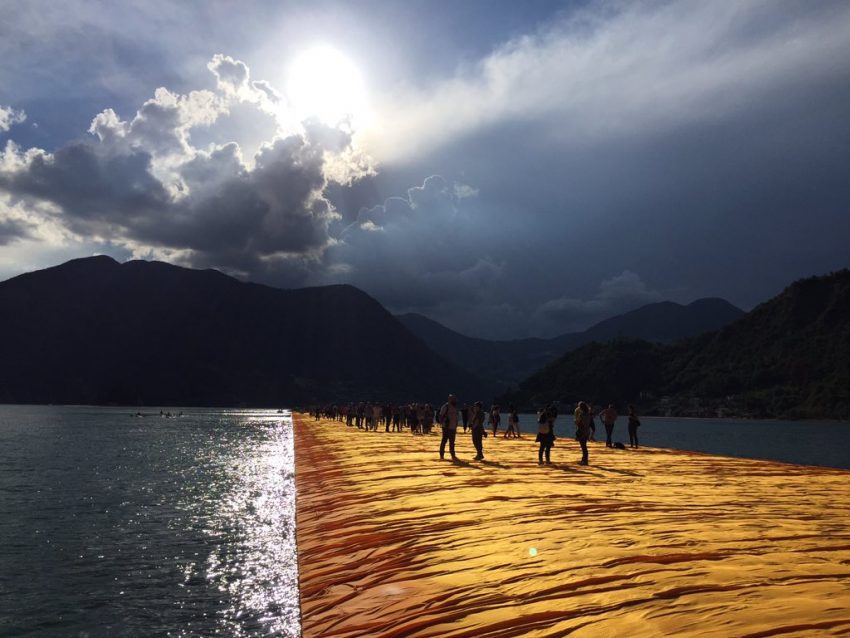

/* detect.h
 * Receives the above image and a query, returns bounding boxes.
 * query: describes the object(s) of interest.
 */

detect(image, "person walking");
[461,404,470,433]
[574,401,591,465]
[406,404,416,433]
[628,404,641,448]
[469,401,486,460]
[490,404,501,437]
[588,405,597,442]
[424,403,434,434]
[504,405,519,438]
[600,404,618,448]
[514,405,522,438]
[536,406,555,464]
[438,394,460,460]
[415,403,427,435]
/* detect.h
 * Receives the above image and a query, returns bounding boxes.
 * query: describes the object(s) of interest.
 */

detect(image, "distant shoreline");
[515,411,847,424]
[0,402,846,423]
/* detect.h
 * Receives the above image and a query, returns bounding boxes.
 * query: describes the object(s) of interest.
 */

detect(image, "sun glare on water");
[287,45,370,128]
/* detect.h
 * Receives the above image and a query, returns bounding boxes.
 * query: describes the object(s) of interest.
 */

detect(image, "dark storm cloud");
[537,272,664,331]
[1,132,340,274]
[325,173,505,315]
[0,58,366,279]
[0,217,35,245]
[0,142,169,223]
[356,0,850,336]
[412,72,850,330]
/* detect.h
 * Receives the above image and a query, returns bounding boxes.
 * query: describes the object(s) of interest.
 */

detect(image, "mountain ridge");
[397,297,745,386]
[0,256,490,406]
[504,270,850,419]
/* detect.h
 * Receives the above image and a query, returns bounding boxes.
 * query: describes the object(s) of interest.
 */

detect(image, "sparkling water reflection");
[0,406,300,637]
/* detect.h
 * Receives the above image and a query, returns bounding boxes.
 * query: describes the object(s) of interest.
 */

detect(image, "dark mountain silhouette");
[580,298,745,343]
[396,313,579,388]
[505,270,850,419]
[397,298,743,387]
[0,256,489,406]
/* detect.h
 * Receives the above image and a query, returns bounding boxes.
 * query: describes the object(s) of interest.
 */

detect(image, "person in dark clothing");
[438,394,459,460]
[535,406,554,464]
[461,404,470,433]
[588,405,597,442]
[469,401,486,460]
[574,401,591,465]
[628,404,641,448]
[600,404,618,448]
[489,405,501,436]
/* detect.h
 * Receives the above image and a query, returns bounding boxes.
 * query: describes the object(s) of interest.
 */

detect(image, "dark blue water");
[516,413,850,469]
[0,406,299,638]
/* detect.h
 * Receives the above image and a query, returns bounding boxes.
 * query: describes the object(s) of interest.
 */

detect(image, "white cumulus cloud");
[0,105,26,132]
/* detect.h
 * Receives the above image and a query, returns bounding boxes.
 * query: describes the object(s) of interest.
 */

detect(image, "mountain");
[397,298,744,387]
[505,270,850,419]
[395,313,581,389]
[580,298,745,343]
[0,256,489,406]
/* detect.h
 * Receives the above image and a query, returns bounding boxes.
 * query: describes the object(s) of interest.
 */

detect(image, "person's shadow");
[592,465,641,477]
[544,463,608,478]
[544,463,577,474]
[479,459,511,469]
[448,457,483,470]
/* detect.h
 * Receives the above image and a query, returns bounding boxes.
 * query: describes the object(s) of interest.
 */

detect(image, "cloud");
[354,0,850,337]
[366,0,850,161]
[0,105,26,133]
[207,53,281,109]
[208,54,250,94]
[0,54,372,280]
[0,217,35,245]
[537,271,664,331]
[326,174,497,310]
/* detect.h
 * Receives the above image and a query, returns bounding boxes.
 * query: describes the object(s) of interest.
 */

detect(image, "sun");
[287,45,370,128]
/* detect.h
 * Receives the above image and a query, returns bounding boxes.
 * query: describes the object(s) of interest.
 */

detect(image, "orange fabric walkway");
[295,415,850,637]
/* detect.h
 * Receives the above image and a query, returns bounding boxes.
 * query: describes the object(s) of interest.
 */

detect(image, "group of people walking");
[313,398,642,466]
[435,396,521,461]
[311,401,522,440]
[313,402,439,433]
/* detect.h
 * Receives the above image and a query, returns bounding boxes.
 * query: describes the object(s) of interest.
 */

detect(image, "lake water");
[2,407,849,637]
[0,406,300,638]
[516,413,850,470]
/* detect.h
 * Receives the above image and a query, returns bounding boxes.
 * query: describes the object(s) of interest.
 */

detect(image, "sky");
[1,0,849,339]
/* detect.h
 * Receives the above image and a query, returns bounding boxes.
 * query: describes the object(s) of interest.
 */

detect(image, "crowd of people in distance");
[311,401,521,438]
[310,397,642,466]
